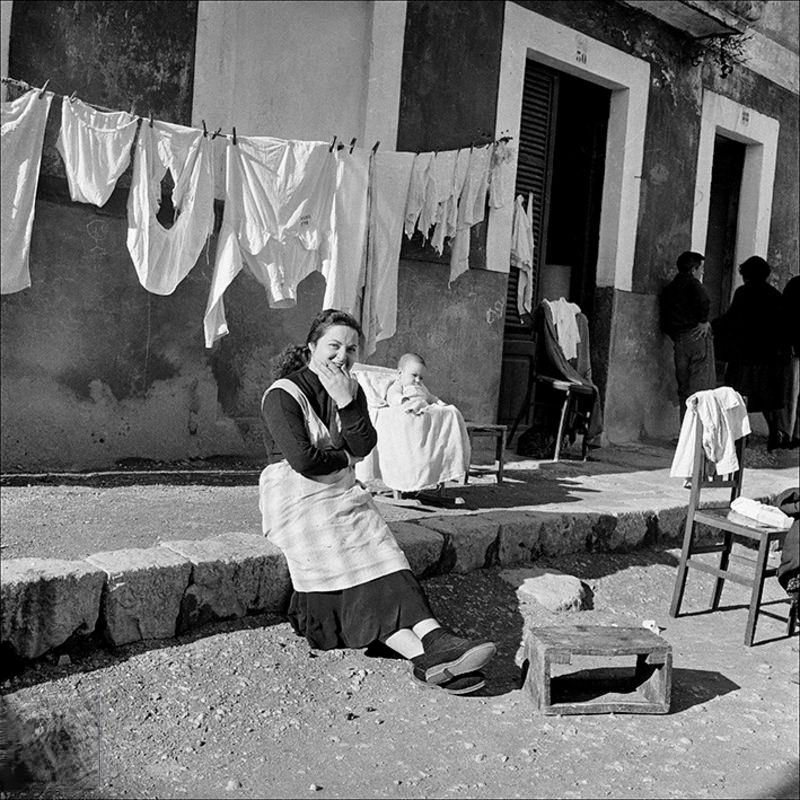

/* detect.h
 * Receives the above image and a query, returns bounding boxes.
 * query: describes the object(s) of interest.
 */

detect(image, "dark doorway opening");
[497,61,610,431]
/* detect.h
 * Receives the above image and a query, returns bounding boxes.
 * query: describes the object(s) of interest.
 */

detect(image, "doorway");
[497,60,610,429]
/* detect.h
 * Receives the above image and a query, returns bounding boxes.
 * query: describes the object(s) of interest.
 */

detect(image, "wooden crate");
[522,625,672,715]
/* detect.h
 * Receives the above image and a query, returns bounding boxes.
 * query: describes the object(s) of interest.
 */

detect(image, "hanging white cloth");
[321,148,370,316]
[511,194,535,317]
[126,120,215,295]
[1,89,53,295]
[204,136,338,347]
[404,151,433,238]
[670,387,751,478]
[428,149,458,254]
[448,144,491,285]
[431,147,469,254]
[360,150,414,357]
[544,297,582,360]
[56,97,138,207]
[488,140,515,209]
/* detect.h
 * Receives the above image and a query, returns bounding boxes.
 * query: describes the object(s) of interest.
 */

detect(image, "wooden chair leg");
[508,379,534,445]
[496,429,505,484]
[788,596,797,638]
[711,532,733,610]
[580,409,592,461]
[744,536,771,646]
[670,518,696,618]
[392,490,401,500]
[463,430,473,485]
[553,390,570,462]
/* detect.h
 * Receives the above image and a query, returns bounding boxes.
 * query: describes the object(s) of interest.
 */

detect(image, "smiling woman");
[258,308,496,695]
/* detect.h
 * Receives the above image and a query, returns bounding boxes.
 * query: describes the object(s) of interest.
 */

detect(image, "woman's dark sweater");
[262,366,377,477]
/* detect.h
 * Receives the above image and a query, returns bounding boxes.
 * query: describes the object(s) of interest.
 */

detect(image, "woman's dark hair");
[271,344,309,380]
[306,308,363,346]
[739,256,771,282]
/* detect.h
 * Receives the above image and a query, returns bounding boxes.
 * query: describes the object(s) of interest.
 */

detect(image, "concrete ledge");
[415,515,502,573]
[161,532,291,633]
[388,522,445,576]
[0,558,105,659]
[86,547,192,646]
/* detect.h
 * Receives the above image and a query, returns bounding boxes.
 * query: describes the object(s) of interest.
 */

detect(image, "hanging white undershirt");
[56,97,138,207]
[544,297,582,360]
[404,151,433,238]
[1,89,53,295]
[126,120,215,295]
[511,194,534,317]
[488,140,515,209]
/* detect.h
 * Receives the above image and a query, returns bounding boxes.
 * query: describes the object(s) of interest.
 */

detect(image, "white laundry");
[449,144,491,285]
[544,297,582,360]
[1,89,53,295]
[127,120,214,295]
[511,194,535,316]
[730,497,793,530]
[204,137,338,347]
[417,149,457,242]
[670,387,751,478]
[56,97,138,207]
[360,151,414,357]
[321,148,370,317]
[488,140,515,209]
[404,151,433,238]
[431,146,469,253]
[429,149,459,254]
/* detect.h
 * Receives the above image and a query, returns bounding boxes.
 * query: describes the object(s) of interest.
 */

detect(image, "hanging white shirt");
[321,148,370,317]
[360,150,414,357]
[431,146,469,253]
[126,120,215,295]
[449,144,491,285]
[56,97,138,207]
[670,387,751,478]
[404,151,433,238]
[488,140,515,209]
[544,297,582,360]
[1,89,53,295]
[204,137,338,347]
[511,194,535,317]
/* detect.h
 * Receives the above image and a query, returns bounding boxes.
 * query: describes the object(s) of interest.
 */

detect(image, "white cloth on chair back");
[670,387,751,478]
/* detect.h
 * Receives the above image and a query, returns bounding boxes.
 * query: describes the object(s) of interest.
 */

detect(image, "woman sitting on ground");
[260,308,496,694]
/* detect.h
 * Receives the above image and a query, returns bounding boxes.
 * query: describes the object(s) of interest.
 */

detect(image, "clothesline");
[1,75,514,151]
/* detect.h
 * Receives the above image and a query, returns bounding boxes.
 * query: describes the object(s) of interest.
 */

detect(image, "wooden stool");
[464,423,507,484]
[521,625,672,715]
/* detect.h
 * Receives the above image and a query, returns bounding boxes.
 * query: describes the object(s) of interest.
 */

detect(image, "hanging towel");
[1,89,53,295]
[127,120,214,295]
[488,140,515,209]
[670,387,751,478]
[404,151,433,238]
[511,195,534,317]
[449,144,491,285]
[56,97,138,207]
[543,297,582,360]
[360,150,414,357]
[429,149,459,254]
[321,148,370,316]
[204,137,338,347]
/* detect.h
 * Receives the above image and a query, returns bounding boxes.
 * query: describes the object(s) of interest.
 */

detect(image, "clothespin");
[38,79,50,98]
[129,101,136,116]
[328,135,338,153]
[232,126,237,145]
[349,137,357,154]
[202,120,208,137]
[371,140,380,154]
[68,90,77,103]
[337,142,345,151]
[211,127,222,140]
[148,109,154,128]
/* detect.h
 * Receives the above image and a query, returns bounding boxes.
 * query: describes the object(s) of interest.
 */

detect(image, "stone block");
[415,515,500,574]
[1,558,105,659]
[500,567,588,612]
[161,533,291,633]
[86,548,191,646]
[479,511,545,566]
[388,522,445,576]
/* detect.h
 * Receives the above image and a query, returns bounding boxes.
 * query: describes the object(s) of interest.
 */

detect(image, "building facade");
[1,0,798,470]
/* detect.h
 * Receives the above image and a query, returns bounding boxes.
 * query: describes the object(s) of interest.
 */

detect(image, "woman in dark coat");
[713,256,789,450]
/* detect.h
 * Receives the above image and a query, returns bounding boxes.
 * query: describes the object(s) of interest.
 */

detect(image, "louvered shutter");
[504,61,558,337]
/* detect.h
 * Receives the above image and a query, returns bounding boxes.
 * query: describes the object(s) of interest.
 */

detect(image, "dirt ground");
[2,547,798,800]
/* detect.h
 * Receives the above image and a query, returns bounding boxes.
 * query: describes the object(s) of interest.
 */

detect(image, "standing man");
[660,251,717,420]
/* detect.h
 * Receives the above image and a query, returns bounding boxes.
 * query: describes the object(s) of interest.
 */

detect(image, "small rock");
[309,784,323,792]
[225,779,241,791]
[57,654,71,667]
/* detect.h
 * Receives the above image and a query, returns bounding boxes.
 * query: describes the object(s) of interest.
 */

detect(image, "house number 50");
[576,48,587,64]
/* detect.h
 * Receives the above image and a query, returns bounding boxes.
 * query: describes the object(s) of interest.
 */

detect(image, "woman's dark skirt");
[287,569,434,651]
[725,360,785,412]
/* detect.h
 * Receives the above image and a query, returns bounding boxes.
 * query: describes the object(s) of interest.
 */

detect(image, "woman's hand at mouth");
[317,360,358,407]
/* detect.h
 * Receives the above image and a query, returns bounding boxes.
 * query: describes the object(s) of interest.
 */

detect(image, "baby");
[386,353,440,415]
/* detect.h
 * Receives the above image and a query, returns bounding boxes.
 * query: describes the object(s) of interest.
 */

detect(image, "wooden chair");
[669,419,797,646]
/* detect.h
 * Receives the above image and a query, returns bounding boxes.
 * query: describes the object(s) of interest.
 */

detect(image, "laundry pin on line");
[148,109,154,128]
[211,127,222,140]
[371,140,380,154]
[202,120,208,137]
[38,79,50,98]
[232,127,237,145]
[328,135,338,153]
[349,137,357,154]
